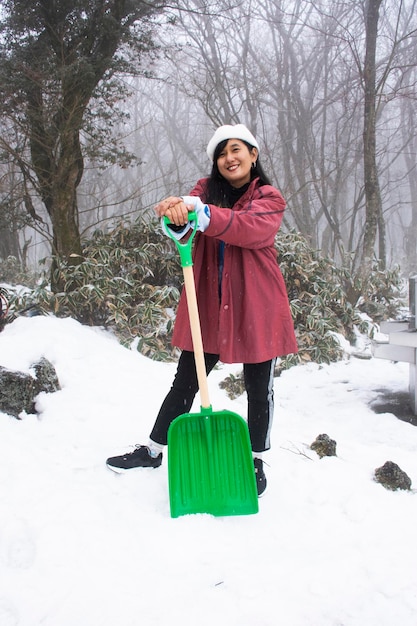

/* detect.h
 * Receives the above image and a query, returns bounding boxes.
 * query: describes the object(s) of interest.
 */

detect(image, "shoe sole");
[106,462,160,473]
[106,463,128,474]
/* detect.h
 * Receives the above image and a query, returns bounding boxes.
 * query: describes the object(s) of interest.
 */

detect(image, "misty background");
[1,0,416,282]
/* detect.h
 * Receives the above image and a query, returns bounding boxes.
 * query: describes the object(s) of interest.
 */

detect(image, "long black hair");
[205,139,272,207]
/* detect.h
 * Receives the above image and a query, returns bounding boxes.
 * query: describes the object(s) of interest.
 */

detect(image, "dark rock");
[310,433,337,458]
[374,461,412,491]
[32,357,60,394]
[0,367,36,417]
[0,358,60,419]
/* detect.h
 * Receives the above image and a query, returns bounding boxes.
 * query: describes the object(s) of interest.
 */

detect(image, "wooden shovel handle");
[182,265,211,409]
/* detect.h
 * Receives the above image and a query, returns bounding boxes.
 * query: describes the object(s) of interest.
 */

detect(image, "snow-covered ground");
[0,315,416,626]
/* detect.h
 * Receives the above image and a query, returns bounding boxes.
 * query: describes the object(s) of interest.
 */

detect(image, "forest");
[0,0,416,361]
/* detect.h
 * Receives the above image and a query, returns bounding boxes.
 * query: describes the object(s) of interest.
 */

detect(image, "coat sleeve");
[206,186,286,250]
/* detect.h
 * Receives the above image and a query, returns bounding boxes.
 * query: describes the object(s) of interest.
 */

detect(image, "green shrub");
[10,216,182,360]
[8,221,404,368]
[277,232,359,368]
[340,263,404,321]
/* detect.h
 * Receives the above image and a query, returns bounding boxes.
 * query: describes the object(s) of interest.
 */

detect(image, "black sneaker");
[106,445,162,472]
[254,457,267,496]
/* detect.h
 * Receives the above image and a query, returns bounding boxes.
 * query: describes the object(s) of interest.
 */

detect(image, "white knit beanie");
[206,124,259,161]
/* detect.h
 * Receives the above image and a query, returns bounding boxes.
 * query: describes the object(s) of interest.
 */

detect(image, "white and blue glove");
[181,196,211,232]
[161,196,211,240]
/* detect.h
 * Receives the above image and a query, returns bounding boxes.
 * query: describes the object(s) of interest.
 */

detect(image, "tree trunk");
[402,95,417,274]
[361,0,384,276]
[27,84,84,291]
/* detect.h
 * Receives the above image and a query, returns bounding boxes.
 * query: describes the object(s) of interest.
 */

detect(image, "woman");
[107,124,297,495]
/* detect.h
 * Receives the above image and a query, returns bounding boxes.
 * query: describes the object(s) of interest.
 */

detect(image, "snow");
[1,315,416,626]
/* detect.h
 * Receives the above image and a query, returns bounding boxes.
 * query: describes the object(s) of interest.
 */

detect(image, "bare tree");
[158,0,417,274]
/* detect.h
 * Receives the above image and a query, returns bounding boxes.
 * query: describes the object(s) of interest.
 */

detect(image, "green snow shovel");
[164,213,258,518]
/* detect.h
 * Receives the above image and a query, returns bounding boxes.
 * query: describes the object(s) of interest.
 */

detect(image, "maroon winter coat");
[171,177,298,364]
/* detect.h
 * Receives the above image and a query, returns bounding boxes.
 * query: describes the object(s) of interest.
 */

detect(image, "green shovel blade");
[168,407,259,518]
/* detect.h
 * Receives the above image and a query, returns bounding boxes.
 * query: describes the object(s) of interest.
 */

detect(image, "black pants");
[150,350,276,452]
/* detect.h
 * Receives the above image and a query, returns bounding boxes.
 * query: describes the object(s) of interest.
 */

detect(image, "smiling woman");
[216,139,258,188]
[107,123,298,496]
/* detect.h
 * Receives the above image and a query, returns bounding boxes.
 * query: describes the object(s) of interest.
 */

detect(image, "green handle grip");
[163,211,198,267]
